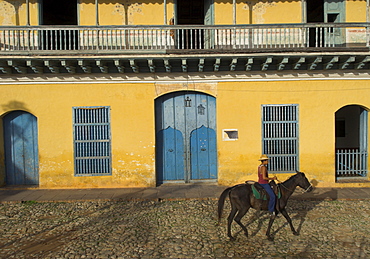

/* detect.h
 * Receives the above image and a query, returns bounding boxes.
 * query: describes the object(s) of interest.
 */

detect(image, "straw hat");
[258,154,269,161]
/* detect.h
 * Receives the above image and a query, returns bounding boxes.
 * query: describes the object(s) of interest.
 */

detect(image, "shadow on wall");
[2,101,28,112]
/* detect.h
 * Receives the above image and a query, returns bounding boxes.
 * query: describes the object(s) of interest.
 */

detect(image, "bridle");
[276,177,312,193]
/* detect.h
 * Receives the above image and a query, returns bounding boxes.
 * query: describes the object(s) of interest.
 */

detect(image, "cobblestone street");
[0,198,369,258]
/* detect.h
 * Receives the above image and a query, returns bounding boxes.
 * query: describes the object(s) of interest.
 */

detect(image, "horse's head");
[295,171,313,192]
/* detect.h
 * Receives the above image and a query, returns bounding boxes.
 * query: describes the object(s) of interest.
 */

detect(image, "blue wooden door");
[3,111,39,185]
[190,126,217,180]
[156,126,185,182]
[156,92,217,183]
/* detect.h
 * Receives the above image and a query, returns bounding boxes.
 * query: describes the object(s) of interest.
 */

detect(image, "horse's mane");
[278,172,302,187]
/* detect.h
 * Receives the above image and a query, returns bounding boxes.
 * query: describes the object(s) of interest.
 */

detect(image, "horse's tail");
[217,187,233,224]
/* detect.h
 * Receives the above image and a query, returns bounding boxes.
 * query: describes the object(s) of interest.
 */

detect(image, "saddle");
[246,180,281,201]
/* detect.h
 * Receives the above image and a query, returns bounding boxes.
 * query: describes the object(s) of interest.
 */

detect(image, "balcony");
[0,23,369,75]
[1,23,370,53]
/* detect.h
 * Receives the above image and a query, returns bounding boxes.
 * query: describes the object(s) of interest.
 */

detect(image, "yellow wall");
[216,78,370,188]
[80,1,173,25]
[0,78,369,188]
[0,82,156,188]
[1,0,368,27]
[346,0,367,22]
[0,0,38,26]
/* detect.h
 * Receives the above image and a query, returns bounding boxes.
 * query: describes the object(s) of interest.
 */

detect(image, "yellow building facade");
[0,0,369,189]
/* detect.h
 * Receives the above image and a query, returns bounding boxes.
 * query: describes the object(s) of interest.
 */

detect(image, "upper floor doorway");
[174,0,214,49]
[307,0,345,47]
[39,0,78,50]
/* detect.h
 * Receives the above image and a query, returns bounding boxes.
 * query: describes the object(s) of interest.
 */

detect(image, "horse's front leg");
[280,208,299,235]
[265,214,276,241]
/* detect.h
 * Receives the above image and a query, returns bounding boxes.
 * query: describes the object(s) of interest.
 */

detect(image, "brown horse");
[217,172,313,241]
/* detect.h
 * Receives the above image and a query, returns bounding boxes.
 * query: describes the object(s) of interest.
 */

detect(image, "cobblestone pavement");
[0,198,369,258]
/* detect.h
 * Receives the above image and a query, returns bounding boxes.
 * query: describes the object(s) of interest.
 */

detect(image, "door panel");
[324,0,345,46]
[3,111,39,185]
[156,126,185,182]
[191,126,217,180]
[156,92,217,183]
[204,0,214,48]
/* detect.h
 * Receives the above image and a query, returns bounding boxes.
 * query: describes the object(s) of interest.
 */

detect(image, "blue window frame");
[73,106,112,176]
[262,104,299,173]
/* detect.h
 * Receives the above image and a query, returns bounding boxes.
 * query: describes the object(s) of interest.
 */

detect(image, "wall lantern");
[185,96,192,107]
[197,104,205,115]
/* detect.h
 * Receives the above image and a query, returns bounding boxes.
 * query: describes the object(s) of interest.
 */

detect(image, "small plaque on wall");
[223,129,238,141]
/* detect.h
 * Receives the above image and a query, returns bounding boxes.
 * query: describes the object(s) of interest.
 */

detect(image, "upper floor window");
[262,104,299,173]
[73,106,111,176]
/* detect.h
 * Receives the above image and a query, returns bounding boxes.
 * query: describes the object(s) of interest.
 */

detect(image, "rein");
[276,178,312,194]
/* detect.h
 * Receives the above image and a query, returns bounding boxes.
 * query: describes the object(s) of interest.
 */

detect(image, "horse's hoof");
[293,231,299,236]
[267,236,274,241]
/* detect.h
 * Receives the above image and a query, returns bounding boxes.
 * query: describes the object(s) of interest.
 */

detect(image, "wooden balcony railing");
[0,23,369,54]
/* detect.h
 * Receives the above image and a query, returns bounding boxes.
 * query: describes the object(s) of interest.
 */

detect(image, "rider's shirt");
[258,164,269,184]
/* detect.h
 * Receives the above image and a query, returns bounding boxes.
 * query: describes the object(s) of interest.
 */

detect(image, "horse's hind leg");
[234,207,249,238]
[227,206,238,241]
[280,208,298,235]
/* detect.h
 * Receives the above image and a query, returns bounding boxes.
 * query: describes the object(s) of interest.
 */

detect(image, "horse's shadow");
[233,186,338,239]
[289,187,338,236]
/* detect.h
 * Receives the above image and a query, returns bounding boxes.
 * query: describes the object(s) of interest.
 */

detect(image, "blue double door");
[3,111,39,185]
[156,92,217,183]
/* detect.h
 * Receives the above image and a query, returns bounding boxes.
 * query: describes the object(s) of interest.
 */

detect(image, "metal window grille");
[73,107,111,176]
[262,104,299,173]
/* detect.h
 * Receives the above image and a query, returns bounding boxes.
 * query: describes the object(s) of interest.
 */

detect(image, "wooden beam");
[78,60,91,73]
[198,58,205,72]
[293,57,305,70]
[96,60,108,73]
[8,60,26,74]
[277,57,289,71]
[44,60,60,73]
[261,57,272,71]
[214,58,221,72]
[0,62,11,74]
[356,56,370,69]
[324,56,339,70]
[181,59,187,72]
[26,60,43,74]
[148,59,155,73]
[164,59,171,72]
[114,60,124,73]
[245,58,254,71]
[340,56,355,69]
[129,59,139,73]
[61,60,76,73]
[308,57,322,70]
[230,58,238,71]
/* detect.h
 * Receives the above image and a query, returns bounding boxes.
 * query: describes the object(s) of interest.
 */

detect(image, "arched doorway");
[3,111,39,185]
[155,91,217,184]
[335,105,368,180]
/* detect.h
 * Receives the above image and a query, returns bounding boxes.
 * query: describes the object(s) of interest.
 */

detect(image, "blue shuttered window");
[262,104,299,173]
[73,107,112,176]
